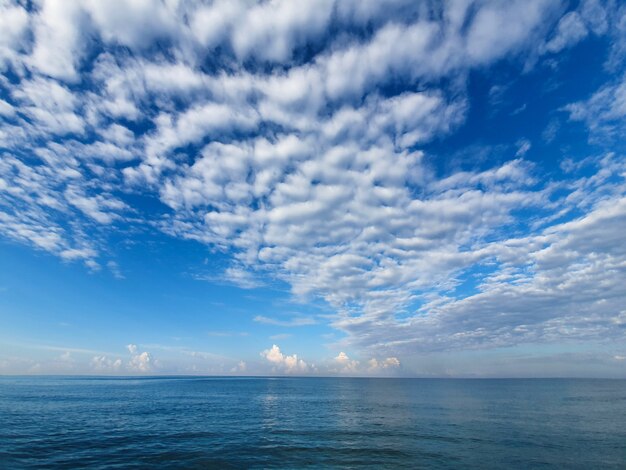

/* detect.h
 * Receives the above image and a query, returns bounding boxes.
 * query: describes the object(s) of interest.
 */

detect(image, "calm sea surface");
[1,377,625,468]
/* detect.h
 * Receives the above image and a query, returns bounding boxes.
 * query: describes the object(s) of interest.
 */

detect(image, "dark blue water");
[1,377,625,468]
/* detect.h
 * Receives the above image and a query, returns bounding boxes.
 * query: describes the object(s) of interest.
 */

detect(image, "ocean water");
[1,377,625,468]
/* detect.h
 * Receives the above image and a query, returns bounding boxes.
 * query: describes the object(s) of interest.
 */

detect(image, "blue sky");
[1,0,626,377]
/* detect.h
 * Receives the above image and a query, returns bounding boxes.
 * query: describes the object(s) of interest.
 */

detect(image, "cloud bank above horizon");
[1,0,626,376]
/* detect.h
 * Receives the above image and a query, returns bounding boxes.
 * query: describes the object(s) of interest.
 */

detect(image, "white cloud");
[0,151,104,265]
[189,1,242,49]
[580,0,608,35]
[91,355,123,372]
[466,0,556,64]
[126,344,156,373]
[128,351,153,373]
[260,344,308,373]
[538,0,608,58]
[230,0,334,63]
[107,261,125,280]
[223,267,263,289]
[333,156,626,355]
[29,0,88,81]
[259,347,401,375]
[368,357,401,371]
[542,11,588,54]
[59,247,97,261]
[0,99,15,117]
[0,2,29,70]
[515,139,532,157]
[64,186,125,224]
[83,0,179,49]
[565,73,626,142]
[12,77,85,136]
[333,351,360,373]
[330,351,400,375]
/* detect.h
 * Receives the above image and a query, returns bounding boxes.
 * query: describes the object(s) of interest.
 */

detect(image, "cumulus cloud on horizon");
[332,351,401,375]
[258,345,401,376]
[260,344,309,374]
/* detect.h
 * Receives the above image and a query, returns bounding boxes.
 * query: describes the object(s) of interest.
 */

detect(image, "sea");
[1,377,625,468]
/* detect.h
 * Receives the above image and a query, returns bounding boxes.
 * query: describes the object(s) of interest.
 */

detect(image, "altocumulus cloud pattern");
[1,0,626,375]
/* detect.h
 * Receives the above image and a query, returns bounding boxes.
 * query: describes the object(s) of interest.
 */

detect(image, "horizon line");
[2,374,626,380]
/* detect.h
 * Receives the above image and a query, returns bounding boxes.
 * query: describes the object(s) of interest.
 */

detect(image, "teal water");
[1,377,625,468]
